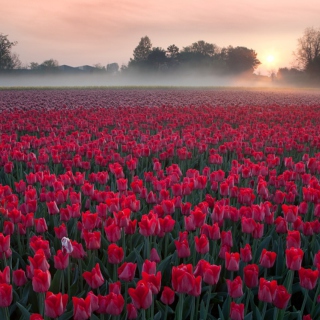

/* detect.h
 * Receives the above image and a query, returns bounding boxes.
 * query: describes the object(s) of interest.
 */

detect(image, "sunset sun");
[267,55,275,63]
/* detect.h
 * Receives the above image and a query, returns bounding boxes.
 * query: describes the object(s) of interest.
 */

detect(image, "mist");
[0,71,280,88]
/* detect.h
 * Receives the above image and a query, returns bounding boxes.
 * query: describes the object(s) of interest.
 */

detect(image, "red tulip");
[226,276,243,299]
[0,233,10,255]
[30,314,44,320]
[32,269,51,293]
[286,230,301,249]
[240,244,252,262]
[160,286,175,305]
[286,247,304,270]
[259,249,277,268]
[44,291,68,318]
[230,302,244,320]
[142,271,162,294]
[128,279,153,309]
[142,260,156,275]
[0,283,12,307]
[107,244,124,264]
[118,262,137,282]
[0,266,10,284]
[171,264,201,296]
[70,240,86,259]
[83,263,104,289]
[139,214,159,237]
[225,252,240,271]
[258,278,277,303]
[202,263,221,285]
[299,267,319,290]
[73,295,92,320]
[273,285,291,309]
[29,249,50,275]
[243,264,259,288]
[127,303,138,319]
[97,293,124,315]
[174,238,191,258]
[104,222,121,243]
[13,269,27,286]
[194,234,209,254]
[200,223,220,240]
[54,250,69,270]
[54,224,68,239]
[82,212,98,231]
[83,230,101,250]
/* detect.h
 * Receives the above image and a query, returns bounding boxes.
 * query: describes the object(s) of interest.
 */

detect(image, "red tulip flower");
[118,262,137,282]
[13,269,27,287]
[54,224,68,239]
[160,286,175,305]
[97,293,124,315]
[226,276,243,299]
[299,267,319,290]
[240,244,252,262]
[172,264,202,296]
[230,302,244,320]
[30,314,44,320]
[202,264,221,285]
[174,238,191,259]
[83,230,101,250]
[273,285,291,309]
[32,269,51,293]
[260,249,277,268]
[194,234,209,254]
[225,252,240,271]
[54,250,69,270]
[142,260,156,275]
[107,244,124,264]
[0,266,10,284]
[44,291,68,318]
[258,278,277,303]
[243,264,259,288]
[83,263,105,289]
[0,283,12,307]
[73,295,92,320]
[286,247,304,270]
[127,303,138,319]
[286,230,301,249]
[128,279,153,309]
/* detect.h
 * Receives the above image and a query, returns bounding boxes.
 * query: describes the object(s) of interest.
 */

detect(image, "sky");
[2,0,320,75]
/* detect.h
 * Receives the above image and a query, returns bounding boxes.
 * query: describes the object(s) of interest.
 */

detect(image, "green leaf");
[200,299,206,320]
[244,312,253,320]
[58,310,73,320]
[154,311,162,320]
[16,302,31,319]
[50,269,62,293]
[255,235,271,262]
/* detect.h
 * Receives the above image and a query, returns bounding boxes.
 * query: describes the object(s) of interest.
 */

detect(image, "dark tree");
[183,40,217,57]
[147,47,167,70]
[132,36,152,62]
[40,59,59,69]
[167,44,180,59]
[0,33,21,70]
[295,27,320,70]
[224,46,260,74]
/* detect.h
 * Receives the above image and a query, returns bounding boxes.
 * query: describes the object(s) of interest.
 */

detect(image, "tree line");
[1,27,320,82]
[123,37,261,76]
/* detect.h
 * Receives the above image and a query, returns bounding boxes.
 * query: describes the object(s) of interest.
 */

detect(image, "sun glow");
[267,55,275,63]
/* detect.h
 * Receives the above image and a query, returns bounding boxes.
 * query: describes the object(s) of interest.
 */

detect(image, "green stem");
[61,269,65,294]
[164,304,168,320]
[4,307,10,320]
[204,285,212,319]
[39,292,45,317]
[151,294,155,320]
[273,307,279,320]
[261,302,267,320]
[178,294,184,320]
[300,288,308,317]
[68,263,71,298]
[141,309,146,320]
[190,295,195,320]
[245,287,250,315]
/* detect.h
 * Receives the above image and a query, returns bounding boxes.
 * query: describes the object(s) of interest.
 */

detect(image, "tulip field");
[1,87,320,320]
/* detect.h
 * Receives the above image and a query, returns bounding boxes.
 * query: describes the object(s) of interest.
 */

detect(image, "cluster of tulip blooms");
[0,89,320,320]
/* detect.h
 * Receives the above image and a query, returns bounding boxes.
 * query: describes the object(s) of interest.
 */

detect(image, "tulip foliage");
[0,88,320,319]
